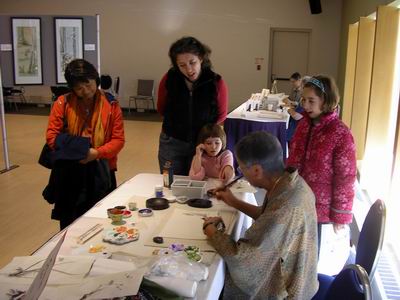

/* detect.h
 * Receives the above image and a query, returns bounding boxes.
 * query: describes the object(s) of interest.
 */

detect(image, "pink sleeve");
[189,156,206,180]
[330,129,357,224]
[219,150,234,176]
[157,73,168,116]
[216,78,228,124]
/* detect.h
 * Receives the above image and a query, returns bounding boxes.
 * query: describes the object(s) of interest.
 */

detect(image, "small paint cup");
[114,205,126,210]
[128,202,137,211]
[107,208,114,218]
[109,208,123,224]
[176,196,188,204]
[138,208,153,217]
[267,104,273,111]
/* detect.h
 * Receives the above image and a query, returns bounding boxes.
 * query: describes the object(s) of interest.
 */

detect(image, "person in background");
[284,72,305,142]
[203,131,318,299]
[288,72,302,104]
[286,75,356,255]
[189,123,234,183]
[157,36,228,175]
[100,74,116,101]
[45,59,125,229]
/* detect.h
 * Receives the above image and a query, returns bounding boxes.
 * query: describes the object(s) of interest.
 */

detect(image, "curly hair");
[168,36,212,70]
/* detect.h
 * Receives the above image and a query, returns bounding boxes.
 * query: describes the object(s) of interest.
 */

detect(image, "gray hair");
[301,76,312,87]
[235,131,284,175]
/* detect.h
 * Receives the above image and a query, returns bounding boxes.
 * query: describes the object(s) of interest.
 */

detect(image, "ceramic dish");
[176,196,188,204]
[165,195,177,203]
[187,198,212,208]
[138,208,153,217]
[146,197,169,210]
[122,210,132,218]
[103,226,139,245]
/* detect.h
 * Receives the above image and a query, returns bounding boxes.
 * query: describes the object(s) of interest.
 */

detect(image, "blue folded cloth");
[54,133,90,161]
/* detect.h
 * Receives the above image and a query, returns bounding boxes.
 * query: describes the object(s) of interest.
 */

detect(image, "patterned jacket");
[287,111,356,224]
[209,169,318,299]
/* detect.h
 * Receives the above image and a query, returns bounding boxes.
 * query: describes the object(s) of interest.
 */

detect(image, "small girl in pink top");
[189,124,235,183]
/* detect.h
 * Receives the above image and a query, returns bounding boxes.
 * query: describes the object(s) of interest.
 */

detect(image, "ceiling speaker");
[309,0,322,14]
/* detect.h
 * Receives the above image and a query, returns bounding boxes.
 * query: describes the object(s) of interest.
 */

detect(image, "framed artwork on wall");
[11,18,43,85]
[54,18,83,84]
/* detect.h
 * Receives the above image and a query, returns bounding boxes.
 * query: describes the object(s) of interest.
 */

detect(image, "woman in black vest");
[157,36,228,175]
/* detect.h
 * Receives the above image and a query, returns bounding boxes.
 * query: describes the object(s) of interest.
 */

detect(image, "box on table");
[171,179,206,199]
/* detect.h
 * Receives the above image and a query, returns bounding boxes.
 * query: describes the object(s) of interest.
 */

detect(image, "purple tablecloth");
[224,118,287,168]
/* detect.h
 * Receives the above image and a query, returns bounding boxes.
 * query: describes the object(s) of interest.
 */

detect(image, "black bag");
[38,144,54,169]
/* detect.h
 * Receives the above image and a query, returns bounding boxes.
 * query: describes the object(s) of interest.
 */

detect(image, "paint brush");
[223,175,244,189]
[207,175,244,197]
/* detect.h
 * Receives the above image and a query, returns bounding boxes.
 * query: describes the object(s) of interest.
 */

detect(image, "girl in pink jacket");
[189,124,234,183]
[287,75,356,252]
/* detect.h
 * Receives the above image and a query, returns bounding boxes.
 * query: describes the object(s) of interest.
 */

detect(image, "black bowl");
[146,197,169,210]
[187,198,212,208]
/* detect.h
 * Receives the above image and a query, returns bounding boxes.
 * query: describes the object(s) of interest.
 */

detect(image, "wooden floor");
[0,113,161,268]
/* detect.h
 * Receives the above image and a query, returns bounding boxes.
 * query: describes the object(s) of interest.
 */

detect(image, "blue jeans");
[158,132,195,176]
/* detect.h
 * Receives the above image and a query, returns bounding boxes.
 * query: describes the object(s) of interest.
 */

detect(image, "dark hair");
[197,124,226,151]
[303,75,339,113]
[100,75,112,90]
[64,59,100,89]
[168,36,212,70]
[235,131,284,175]
[290,72,301,81]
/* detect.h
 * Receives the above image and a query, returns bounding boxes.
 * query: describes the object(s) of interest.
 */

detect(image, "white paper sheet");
[157,208,219,240]
[0,256,95,285]
[0,258,147,300]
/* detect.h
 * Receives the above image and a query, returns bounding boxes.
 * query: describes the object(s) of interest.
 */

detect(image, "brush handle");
[223,175,244,189]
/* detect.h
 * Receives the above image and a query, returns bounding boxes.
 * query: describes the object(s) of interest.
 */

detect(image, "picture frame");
[54,18,83,84]
[11,18,43,85]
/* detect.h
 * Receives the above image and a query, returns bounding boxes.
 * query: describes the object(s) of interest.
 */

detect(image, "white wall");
[0,0,343,110]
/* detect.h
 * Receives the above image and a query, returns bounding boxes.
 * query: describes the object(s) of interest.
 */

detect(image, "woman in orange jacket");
[45,59,125,229]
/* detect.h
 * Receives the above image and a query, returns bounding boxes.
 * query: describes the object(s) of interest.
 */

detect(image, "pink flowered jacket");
[287,112,356,224]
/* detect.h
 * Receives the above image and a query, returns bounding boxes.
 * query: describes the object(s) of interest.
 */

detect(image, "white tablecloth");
[34,173,257,300]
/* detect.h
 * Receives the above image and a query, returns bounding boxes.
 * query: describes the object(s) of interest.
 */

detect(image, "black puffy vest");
[162,68,220,143]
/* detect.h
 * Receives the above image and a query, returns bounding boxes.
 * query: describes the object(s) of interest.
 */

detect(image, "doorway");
[268,28,311,95]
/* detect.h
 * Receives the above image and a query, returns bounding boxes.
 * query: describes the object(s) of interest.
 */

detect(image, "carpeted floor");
[4,103,162,122]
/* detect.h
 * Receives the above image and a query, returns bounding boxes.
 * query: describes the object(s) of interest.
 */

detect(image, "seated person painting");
[189,124,234,184]
[202,131,318,299]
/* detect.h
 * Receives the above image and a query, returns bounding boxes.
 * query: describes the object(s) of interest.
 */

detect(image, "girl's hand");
[333,223,345,234]
[196,144,205,156]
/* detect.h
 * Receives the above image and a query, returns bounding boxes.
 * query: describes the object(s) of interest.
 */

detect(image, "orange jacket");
[46,91,125,170]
